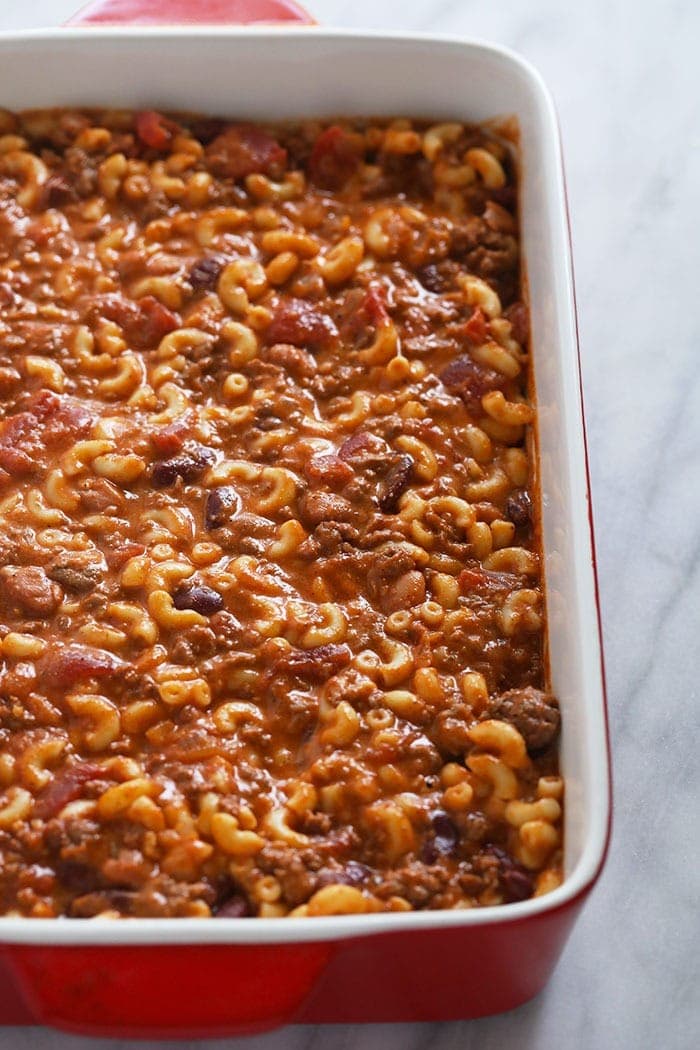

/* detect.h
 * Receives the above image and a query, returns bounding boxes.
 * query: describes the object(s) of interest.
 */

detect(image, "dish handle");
[67,0,314,26]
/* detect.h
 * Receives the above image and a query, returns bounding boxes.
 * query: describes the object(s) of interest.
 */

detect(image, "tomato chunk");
[265,298,338,350]
[308,125,363,188]
[205,124,287,179]
[135,110,176,151]
[35,763,104,820]
[463,306,489,344]
[37,644,125,689]
[0,391,93,478]
[134,296,180,348]
[361,284,390,328]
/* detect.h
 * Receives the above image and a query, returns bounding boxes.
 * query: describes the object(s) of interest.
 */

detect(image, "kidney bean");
[214,893,250,917]
[173,583,225,616]
[420,810,459,864]
[478,844,534,902]
[432,811,459,853]
[440,354,503,413]
[482,844,537,902]
[189,255,225,291]
[378,454,414,512]
[151,444,216,488]
[505,491,532,527]
[502,867,534,902]
[205,486,239,530]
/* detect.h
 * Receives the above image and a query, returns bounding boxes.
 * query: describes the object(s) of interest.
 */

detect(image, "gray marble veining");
[0,0,697,1047]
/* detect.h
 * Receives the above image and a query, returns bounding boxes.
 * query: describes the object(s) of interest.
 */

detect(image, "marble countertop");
[0,0,698,1047]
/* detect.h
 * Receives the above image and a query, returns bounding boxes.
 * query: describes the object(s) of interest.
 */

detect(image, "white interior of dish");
[0,27,610,945]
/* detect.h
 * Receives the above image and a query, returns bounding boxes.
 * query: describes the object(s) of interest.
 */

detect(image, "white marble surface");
[0,0,698,1047]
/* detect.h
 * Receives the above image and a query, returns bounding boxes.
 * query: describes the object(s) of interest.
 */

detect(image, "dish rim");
[0,22,611,945]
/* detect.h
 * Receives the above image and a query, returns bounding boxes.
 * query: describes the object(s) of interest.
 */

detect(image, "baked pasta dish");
[0,109,563,918]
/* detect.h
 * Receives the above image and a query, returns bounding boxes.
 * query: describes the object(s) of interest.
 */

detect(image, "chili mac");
[0,109,563,918]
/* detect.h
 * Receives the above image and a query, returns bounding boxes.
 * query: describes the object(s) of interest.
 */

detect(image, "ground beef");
[170,625,217,663]
[450,215,519,277]
[212,512,276,556]
[487,686,560,753]
[373,862,451,908]
[270,643,352,683]
[263,342,318,378]
[47,552,104,593]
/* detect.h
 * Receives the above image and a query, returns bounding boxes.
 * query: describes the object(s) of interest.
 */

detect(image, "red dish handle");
[67,0,314,26]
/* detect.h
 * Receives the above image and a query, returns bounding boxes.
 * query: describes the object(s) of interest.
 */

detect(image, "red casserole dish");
[0,0,610,1036]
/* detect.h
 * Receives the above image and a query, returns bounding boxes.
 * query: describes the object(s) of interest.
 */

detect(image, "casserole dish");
[0,0,610,1036]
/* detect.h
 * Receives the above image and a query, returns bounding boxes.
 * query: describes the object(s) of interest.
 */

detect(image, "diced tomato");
[205,123,287,180]
[150,418,192,456]
[37,644,125,689]
[135,110,176,151]
[361,283,390,328]
[265,298,338,351]
[308,125,363,188]
[88,293,178,348]
[90,293,139,330]
[0,413,37,476]
[338,431,389,465]
[32,390,93,438]
[459,567,521,593]
[34,762,103,821]
[304,454,354,488]
[132,296,180,348]
[459,567,490,592]
[463,306,489,344]
[0,391,93,479]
